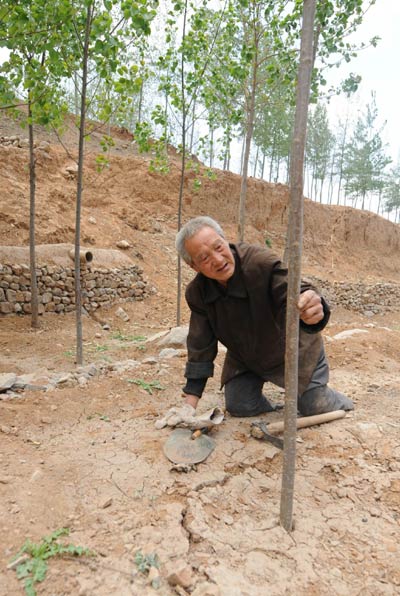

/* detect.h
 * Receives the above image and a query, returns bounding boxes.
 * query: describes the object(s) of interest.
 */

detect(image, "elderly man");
[171,216,353,419]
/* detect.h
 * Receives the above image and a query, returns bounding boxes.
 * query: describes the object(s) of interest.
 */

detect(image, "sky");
[325,0,400,163]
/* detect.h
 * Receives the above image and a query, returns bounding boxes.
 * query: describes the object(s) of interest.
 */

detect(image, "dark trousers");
[224,348,329,417]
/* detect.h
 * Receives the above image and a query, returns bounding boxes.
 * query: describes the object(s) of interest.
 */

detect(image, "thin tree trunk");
[237,71,256,241]
[28,95,39,328]
[189,97,196,153]
[377,189,382,215]
[176,0,189,326]
[239,135,245,175]
[209,126,214,168]
[137,80,144,125]
[74,73,79,116]
[319,175,325,203]
[253,145,259,177]
[261,151,266,179]
[269,147,275,182]
[280,0,316,533]
[336,114,349,205]
[275,156,281,183]
[75,2,93,365]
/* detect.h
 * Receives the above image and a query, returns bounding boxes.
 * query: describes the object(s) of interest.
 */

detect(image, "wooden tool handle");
[191,429,203,440]
[267,409,346,435]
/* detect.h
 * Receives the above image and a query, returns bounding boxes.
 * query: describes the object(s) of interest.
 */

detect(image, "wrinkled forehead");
[185,226,226,259]
[189,226,223,244]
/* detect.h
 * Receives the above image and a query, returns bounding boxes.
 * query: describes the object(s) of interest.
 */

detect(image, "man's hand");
[297,290,324,325]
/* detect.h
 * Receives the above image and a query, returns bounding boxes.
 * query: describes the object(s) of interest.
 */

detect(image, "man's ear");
[190,263,200,273]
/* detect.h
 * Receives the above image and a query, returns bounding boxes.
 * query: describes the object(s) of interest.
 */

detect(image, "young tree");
[332,112,351,205]
[306,103,334,202]
[253,86,295,183]
[384,163,400,222]
[343,92,391,210]
[154,0,239,324]
[280,0,316,533]
[67,0,157,364]
[0,0,72,328]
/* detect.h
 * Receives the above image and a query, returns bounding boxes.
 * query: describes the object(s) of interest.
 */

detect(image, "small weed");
[127,378,165,395]
[9,528,95,596]
[63,349,74,358]
[134,550,160,589]
[111,331,147,343]
[265,237,272,248]
[87,343,109,353]
[87,413,110,422]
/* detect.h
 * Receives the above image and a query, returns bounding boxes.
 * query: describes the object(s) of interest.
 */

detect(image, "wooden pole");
[280,0,317,532]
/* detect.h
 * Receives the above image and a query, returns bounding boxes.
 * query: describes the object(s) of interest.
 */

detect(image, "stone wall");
[0,262,149,315]
[310,277,400,316]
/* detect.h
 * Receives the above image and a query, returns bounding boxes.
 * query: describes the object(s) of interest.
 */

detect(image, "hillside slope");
[1,114,399,286]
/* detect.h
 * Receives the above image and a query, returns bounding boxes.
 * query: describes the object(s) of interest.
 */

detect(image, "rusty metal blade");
[163,428,215,464]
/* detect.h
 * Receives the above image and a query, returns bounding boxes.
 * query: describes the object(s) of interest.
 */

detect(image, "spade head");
[163,428,215,464]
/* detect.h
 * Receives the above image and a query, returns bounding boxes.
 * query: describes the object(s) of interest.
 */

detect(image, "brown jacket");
[184,242,329,396]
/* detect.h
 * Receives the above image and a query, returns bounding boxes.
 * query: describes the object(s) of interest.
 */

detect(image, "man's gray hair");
[176,216,225,265]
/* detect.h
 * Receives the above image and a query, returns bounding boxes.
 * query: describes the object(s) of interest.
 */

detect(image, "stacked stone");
[310,277,400,315]
[0,135,29,148]
[0,263,149,315]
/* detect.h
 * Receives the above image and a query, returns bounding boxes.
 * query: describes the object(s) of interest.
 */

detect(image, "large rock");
[0,373,17,392]
[157,326,188,348]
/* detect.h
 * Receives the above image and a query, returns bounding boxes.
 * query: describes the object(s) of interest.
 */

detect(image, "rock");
[116,240,131,249]
[147,566,160,588]
[88,216,97,224]
[65,163,78,174]
[332,329,369,340]
[152,221,163,233]
[0,373,17,392]
[116,306,130,322]
[166,560,194,589]
[53,373,73,385]
[192,582,221,596]
[110,359,139,373]
[101,498,113,509]
[102,323,111,331]
[146,330,170,343]
[157,326,188,348]
[38,140,51,153]
[159,348,180,359]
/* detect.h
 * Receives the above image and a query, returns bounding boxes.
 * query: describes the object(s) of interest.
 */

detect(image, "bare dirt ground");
[1,114,400,595]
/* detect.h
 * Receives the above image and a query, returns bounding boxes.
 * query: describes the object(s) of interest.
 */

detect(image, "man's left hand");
[297,290,324,325]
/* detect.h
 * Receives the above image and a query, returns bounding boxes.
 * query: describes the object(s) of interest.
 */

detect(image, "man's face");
[184,226,235,285]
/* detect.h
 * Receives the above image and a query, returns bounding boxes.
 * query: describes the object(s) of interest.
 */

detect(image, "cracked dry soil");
[1,298,400,596]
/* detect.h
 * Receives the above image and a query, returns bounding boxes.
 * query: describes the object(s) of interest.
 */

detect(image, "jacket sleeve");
[182,284,218,398]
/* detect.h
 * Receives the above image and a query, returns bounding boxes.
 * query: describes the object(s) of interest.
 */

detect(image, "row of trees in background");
[2,0,395,338]
[250,92,399,222]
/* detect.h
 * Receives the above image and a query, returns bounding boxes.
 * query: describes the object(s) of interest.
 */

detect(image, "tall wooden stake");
[280,0,316,532]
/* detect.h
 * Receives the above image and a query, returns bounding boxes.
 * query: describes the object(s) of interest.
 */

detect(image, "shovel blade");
[163,428,215,464]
